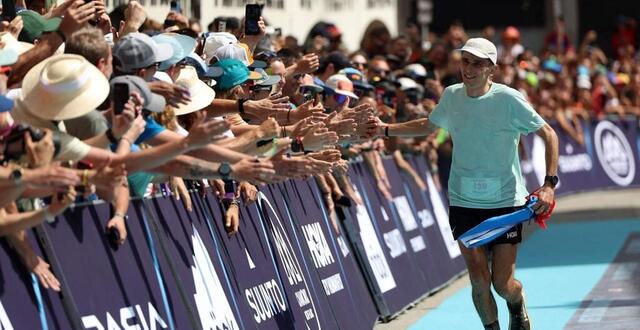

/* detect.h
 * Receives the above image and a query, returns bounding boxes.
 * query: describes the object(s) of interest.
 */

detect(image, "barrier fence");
[0,118,639,329]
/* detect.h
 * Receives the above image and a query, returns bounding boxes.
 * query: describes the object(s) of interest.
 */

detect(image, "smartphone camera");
[244,4,262,36]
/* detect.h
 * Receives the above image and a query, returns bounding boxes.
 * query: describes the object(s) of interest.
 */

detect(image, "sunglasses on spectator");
[351,61,367,69]
[333,93,349,105]
[145,62,160,70]
[372,68,390,75]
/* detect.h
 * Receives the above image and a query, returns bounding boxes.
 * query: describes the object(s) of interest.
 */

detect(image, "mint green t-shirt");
[429,83,546,209]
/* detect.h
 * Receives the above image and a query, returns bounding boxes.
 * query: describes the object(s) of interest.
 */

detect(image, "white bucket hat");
[173,66,216,116]
[21,54,109,121]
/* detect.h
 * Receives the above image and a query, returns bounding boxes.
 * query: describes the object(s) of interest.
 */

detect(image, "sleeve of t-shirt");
[428,87,451,130]
[135,117,166,144]
[55,132,91,162]
[508,88,546,135]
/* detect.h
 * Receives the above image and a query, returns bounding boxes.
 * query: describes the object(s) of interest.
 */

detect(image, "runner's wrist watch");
[544,175,559,188]
[218,162,232,180]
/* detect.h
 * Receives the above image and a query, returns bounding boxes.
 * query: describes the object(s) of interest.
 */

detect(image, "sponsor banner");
[0,240,54,330]
[380,157,443,291]
[592,119,640,188]
[200,194,294,330]
[282,179,379,329]
[41,200,172,330]
[403,155,459,288]
[409,156,465,271]
[349,162,426,314]
[145,194,241,330]
[550,121,600,194]
[257,185,339,329]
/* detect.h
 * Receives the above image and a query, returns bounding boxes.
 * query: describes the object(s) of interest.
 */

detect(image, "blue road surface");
[410,219,640,330]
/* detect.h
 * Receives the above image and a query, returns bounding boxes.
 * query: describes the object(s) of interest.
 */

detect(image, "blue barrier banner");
[349,162,425,314]
[41,201,172,330]
[0,240,53,330]
[591,119,640,188]
[401,156,458,288]
[522,119,640,195]
[258,185,340,329]
[145,193,241,330]
[380,157,441,291]
[200,194,294,330]
[279,179,379,329]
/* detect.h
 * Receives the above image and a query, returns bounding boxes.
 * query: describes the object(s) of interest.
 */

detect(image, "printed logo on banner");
[559,143,592,174]
[0,300,14,330]
[392,196,419,231]
[302,222,346,297]
[425,173,461,259]
[355,204,397,293]
[417,209,435,228]
[81,302,167,330]
[257,192,321,328]
[191,226,239,330]
[383,229,407,258]
[594,120,636,186]
[337,236,350,258]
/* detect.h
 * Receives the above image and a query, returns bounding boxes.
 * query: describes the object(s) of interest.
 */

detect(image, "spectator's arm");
[6,229,61,291]
[392,150,426,191]
[8,32,63,87]
[148,129,251,163]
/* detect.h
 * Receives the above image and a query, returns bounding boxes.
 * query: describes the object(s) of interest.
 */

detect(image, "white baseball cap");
[325,74,358,99]
[460,38,497,65]
[203,32,237,61]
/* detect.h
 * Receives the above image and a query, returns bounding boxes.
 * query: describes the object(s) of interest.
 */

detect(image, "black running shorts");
[449,205,525,246]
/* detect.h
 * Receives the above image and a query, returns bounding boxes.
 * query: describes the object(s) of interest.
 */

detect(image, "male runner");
[376,38,559,330]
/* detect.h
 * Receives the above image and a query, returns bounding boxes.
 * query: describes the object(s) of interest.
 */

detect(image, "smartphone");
[170,0,182,13]
[112,83,129,115]
[218,20,227,32]
[2,0,16,22]
[244,4,262,36]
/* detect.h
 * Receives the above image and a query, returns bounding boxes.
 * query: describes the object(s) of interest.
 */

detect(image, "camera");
[2,124,61,161]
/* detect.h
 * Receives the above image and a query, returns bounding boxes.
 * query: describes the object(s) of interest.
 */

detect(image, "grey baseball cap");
[110,75,166,113]
[113,33,173,73]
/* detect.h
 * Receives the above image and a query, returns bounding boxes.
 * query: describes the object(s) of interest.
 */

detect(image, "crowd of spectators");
[0,0,635,292]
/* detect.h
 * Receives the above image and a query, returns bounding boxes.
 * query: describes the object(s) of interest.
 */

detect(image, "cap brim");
[258,75,281,86]
[247,71,262,80]
[248,60,267,69]
[335,90,359,99]
[0,94,14,112]
[154,43,174,63]
[146,93,166,113]
[300,84,324,93]
[353,81,374,91]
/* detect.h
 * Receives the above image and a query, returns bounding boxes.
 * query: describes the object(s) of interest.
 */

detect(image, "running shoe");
[508,291,531,330]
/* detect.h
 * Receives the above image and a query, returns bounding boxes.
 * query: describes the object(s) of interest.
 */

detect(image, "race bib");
[460,177,501,201]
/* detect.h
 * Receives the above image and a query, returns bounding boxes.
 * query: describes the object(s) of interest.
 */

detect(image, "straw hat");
[21,54,109,121]
[173,66,216,116]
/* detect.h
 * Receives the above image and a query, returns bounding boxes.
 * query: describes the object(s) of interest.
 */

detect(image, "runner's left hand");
[533,185,555,215]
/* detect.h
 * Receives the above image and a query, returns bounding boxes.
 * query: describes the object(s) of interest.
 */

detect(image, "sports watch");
[544,175,559,188]
[9,167,23,185]
[218,162,232,180]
